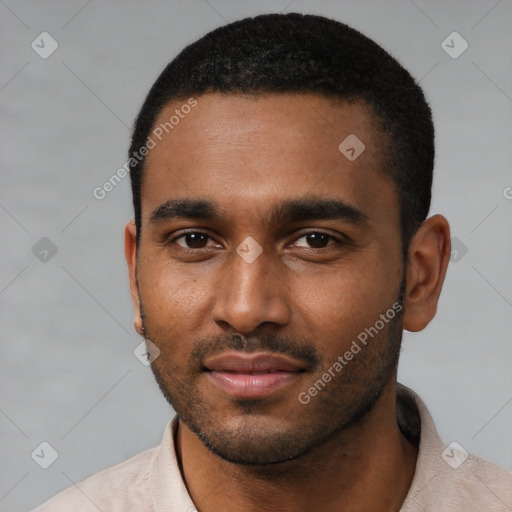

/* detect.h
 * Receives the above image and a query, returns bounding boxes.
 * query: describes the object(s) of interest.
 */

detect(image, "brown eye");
[294,232,338,249]
[173,232,213,249]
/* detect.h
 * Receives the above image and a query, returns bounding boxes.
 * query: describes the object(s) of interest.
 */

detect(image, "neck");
[176,381,418,512]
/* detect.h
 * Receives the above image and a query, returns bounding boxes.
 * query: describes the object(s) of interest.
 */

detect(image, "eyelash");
[167,230,347,250]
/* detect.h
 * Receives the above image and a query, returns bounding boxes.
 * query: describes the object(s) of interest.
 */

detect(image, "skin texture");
[125,93,451,512]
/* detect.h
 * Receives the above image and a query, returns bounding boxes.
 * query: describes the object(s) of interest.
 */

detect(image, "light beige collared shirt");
[33,385,512,511]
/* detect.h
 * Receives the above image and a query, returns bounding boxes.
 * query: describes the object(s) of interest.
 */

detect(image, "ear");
[124,220,143,336]
[403,214,451,332]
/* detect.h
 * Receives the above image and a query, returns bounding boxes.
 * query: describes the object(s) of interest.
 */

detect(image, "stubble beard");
[143,279,405,466]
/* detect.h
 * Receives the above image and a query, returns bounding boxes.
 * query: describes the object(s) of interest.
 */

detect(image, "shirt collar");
[150,414,195,510]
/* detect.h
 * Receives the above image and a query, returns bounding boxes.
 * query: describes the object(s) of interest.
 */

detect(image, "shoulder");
[32,446,156,512]
[445,454,512,510]
[398,384,512,511]
[406,452,512,511]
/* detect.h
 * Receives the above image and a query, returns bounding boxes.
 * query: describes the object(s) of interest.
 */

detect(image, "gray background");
[1,0,511,510]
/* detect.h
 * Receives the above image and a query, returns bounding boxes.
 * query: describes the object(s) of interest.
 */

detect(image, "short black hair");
[129,12,434,257]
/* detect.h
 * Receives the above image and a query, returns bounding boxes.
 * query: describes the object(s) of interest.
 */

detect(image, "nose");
[211,243,290,335]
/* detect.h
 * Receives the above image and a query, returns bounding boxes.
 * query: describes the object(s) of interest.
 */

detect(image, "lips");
[204,352,308,373]
[204,351,306,398]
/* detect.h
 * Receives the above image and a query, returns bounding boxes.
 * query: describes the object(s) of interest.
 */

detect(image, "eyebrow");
[149,197,369,226]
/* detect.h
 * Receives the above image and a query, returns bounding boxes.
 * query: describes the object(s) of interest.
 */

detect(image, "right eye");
[169,231,221,249]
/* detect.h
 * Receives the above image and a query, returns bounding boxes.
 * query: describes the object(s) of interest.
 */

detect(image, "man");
[35,12,512,512]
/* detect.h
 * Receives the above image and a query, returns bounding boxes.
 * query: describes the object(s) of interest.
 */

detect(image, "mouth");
[203,351,307,398]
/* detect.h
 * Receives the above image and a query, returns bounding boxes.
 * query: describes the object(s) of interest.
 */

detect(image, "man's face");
[129,93,406,464]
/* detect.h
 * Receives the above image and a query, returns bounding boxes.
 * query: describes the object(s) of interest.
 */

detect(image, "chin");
[193,423,314,466]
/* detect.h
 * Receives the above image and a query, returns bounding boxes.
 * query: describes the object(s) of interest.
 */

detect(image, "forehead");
[141,93,397,230]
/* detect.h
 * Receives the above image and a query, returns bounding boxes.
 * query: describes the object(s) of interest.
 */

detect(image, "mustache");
[189,333,322,371]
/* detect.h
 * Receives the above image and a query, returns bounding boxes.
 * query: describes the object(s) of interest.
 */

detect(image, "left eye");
[292,232,339,249]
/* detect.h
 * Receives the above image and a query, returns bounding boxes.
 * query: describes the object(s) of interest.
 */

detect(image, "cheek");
[138,260,213,347]
[291,260,399,354]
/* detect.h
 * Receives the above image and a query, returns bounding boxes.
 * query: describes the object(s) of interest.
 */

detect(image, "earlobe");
[124,220,143,335]
[134,318,144,337]
[403,215,451,332]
